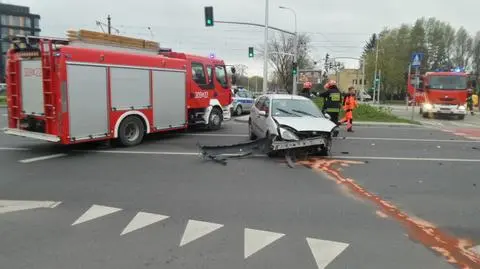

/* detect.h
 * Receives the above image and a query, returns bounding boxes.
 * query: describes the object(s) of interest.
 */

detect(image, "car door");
[255,97,270,137]
[250,96,265,135]
[244,91,255,111]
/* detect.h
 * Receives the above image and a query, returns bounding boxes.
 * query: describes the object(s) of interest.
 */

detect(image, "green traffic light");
[207,19,212,25]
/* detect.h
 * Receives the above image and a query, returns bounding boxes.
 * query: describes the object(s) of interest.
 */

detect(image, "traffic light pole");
[263,0,269,94]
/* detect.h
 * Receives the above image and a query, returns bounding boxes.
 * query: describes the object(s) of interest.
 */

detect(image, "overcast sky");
[5,0,479,76]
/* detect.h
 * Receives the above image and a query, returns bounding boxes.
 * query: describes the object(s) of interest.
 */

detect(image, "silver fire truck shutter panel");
[66,64,109,140]
[152,70,186,129]
[110,67,150,110]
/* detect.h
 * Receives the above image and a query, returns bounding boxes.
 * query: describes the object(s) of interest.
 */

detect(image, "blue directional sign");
[411,52,424,68]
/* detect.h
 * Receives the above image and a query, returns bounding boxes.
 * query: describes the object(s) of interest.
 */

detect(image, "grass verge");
[0,95,6,105]
[313,98,418,124]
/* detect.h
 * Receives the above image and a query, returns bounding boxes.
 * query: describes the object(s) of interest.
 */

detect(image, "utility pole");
[361,59,366,102]
[373,39,379,103]
[263,0,269,94]
[107,15,111,34]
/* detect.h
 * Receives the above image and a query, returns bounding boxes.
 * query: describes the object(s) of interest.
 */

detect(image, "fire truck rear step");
[3,128,60,142]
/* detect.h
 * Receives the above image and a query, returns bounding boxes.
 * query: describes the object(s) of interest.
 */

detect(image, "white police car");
[232,88,255,116]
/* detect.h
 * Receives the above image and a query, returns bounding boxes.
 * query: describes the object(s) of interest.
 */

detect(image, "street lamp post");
[279,6,297,95]
[263,0,269,94]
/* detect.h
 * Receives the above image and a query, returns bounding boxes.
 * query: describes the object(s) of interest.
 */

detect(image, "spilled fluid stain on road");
[299,158,480,269]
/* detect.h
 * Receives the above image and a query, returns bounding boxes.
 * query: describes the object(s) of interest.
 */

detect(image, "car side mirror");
[324,113,331,120]
[259,110,267,117]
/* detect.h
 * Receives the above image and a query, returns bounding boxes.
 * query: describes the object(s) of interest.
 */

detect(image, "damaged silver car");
[248,94,338,156]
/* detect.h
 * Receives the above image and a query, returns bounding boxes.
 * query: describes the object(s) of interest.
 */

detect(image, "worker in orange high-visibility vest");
[339,86,358,132]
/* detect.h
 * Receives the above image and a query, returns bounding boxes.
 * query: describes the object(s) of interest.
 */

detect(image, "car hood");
[273,116,337,132]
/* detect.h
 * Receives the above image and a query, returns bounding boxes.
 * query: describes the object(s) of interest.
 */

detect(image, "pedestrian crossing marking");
[179,219,224,247]
[244,228,285,259]
[121,212,169,236]
[72,204,122,226]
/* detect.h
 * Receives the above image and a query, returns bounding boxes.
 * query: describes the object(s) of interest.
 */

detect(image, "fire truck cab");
[408,69,469,119]
[4,30,233,146]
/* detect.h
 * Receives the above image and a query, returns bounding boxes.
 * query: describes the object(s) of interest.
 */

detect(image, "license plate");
[271,138,325,151]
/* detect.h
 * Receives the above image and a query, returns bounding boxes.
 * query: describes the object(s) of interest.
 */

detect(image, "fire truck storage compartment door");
[152,70,186,129]
[20,60,44,115]
[110,67,150,110]
[66,64,109,140]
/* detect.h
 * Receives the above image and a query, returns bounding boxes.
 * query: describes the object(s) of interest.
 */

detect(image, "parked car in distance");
[232,87,255,115]
[248,93,338,156]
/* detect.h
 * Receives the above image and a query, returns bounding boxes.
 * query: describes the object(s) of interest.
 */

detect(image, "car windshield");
[271,98,324,118]
[428,75,467,90]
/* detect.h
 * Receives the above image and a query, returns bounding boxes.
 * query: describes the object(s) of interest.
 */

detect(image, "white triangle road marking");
[0,199,62,214]
[306,237,349,269]
[121,212,169,236]
[72,204,122,226]
[244,228,285,259]
[179,219,224,247]
[470,245,480,255]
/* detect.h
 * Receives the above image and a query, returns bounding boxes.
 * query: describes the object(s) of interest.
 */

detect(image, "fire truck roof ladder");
[9,35,69,50]
[66,29,160,55]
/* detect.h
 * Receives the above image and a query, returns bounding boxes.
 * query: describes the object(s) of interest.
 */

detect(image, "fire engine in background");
[407,68,470,119]
[4,30,233,146]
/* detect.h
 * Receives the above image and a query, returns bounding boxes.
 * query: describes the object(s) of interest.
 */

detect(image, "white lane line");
[75,149,266,158]
[306,237,350,269]
[338,137,480,143]
[0,199,62,214]
[244,228,285,259]
[179,220,224,247]
[332,156,480,162]
[121,212,169,236]
[72,204,122,226]
[185,133,246,137]
[0,147,30,151]
[19,153,67,163]
[2,114,7,117]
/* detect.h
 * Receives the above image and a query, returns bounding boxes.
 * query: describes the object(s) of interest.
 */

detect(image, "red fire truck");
[4,32,233,146]
[407,68,469,119]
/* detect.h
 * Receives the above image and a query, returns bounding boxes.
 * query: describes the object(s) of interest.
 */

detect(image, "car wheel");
[458,115,465,120]
[319,137,332,156]
[248,119,257,140]
[235,105,243,116]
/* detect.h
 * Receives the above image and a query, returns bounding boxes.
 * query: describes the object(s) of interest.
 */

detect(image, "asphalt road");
[1,107,479,269]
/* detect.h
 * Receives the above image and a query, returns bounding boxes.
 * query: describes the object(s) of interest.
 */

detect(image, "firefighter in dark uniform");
[319,80,342,124]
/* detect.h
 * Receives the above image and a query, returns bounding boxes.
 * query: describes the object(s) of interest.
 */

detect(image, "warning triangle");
[179,219,224,246]
[244,228,285,259]
[306,237,349,269]
[72,204,122,226]
[121,212,169,235]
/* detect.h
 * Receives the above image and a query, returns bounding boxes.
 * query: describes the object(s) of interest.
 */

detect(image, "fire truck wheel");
[208,107,223,130]
[118,116,145,147]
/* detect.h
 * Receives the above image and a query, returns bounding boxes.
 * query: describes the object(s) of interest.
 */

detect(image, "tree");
[361,17,478,101]
[452,26,473,68]
[363,33,377,55]
[257,32,313,93]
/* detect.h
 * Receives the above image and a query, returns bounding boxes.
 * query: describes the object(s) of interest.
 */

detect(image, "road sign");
[411,52,424,68]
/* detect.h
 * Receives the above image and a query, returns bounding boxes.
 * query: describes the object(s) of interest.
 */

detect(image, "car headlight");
[458,105,466,110]
[279,127,299,141]
[423,103,433,110]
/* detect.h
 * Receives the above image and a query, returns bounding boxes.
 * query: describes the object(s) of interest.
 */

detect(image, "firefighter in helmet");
[319,80,342,124]
[466,88,474,115]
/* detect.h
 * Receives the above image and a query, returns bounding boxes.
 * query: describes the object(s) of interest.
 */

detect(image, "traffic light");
[204,6,214,27]
[248,47,254,58]
[292,62,298,75]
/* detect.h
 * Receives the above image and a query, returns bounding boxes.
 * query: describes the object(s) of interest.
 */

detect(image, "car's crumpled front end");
[270,117,338,155]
